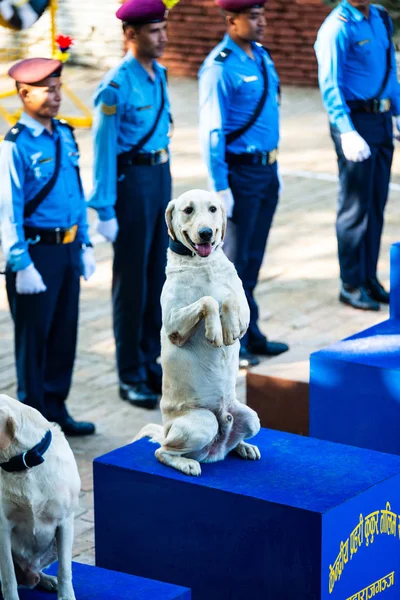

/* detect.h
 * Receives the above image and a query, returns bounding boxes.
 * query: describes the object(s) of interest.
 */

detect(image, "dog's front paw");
[57,583,76,600]
[178,458,202,476]
[39,572,58,592]
[234,441,261,460]
[205,316,223,348]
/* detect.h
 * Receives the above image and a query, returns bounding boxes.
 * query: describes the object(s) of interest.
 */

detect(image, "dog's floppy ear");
[165,200,176,241]
[220,201,227,241]
[0,408,15,450]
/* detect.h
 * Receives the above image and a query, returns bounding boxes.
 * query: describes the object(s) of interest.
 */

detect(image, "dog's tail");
[133,423,164,445]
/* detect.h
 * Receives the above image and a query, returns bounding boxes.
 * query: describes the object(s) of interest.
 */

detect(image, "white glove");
[16,264,47,295]
[81,246,96,281]
[340,131,371,162]
[217,188,235,219]
[97,217,119,243]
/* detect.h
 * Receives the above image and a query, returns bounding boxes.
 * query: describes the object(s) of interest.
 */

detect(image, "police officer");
[89,0,172,408]
[199,0,289,369]
[0,58,96,436]
[315,0,400,310]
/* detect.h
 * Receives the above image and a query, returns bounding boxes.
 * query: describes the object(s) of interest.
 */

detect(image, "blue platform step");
[94,428,400,600]
[310,242,400,454]
[14,561,191,599]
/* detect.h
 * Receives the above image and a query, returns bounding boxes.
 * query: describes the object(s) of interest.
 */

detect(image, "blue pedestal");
[390,243,400,320]
[94,429,400,600]
[12,562,190,599]
[310,318,400,454]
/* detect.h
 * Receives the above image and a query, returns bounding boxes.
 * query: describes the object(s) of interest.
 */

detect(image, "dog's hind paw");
[234,441,261,461]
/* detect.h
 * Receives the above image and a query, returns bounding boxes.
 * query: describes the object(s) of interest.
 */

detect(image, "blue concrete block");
[94,429,400,600]
[12,562,190,599]
[390,242,400,320]
[310,317,400,454]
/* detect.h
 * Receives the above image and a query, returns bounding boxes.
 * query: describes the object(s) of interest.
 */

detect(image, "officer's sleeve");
[0,139,32,272]
[199,64,231,192]
[314,20,355,134]
[76,195,91,246]
[88,85,120,221]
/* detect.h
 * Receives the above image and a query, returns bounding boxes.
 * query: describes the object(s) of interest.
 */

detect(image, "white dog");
[136,189,261,476]
[0,394,80,600]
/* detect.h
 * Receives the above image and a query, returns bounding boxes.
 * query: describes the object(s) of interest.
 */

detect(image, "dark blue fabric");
[113,161,171,384]
[225,161,279,347]
[0,429,52,473]
[330,112,394,286]
[5,241,81,422]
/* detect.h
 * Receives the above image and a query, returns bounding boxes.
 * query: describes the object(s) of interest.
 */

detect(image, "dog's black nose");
[199,227,213,242]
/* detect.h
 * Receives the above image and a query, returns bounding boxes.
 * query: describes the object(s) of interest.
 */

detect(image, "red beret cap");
[116,0,168,24]
[8,58,63,84]
[216,0,266,11]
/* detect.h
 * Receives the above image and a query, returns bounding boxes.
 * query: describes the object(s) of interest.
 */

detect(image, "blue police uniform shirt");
[0,112,90,272]
[88,52,171,221]
[198,33,280,192]
[315,0,400,134]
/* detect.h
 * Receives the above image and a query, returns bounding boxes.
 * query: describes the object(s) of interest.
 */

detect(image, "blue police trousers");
[224,161,279,348]
[113,161,171,385]
[330,112,394,287]
[6,241,81,421]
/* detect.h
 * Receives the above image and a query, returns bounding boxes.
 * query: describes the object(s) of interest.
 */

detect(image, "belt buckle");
[268,149,278,165]
[62,224,77,244]
[159,149,168,164]
[380,99,390,112]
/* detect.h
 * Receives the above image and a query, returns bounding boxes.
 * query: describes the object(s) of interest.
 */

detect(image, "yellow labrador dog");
[0,394,80,600]
[137,189,261,476]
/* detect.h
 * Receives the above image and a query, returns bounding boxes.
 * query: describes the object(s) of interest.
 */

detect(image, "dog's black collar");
[0,430,52,473]
[169,238,195,257]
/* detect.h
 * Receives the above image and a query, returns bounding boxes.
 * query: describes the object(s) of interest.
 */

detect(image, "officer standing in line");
[315,0,400,310]
[89,0,173,408]
[199,0,289,369]
[0,58,96,436]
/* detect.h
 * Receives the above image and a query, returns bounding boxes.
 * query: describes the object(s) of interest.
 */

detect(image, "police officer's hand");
[340,131,371,162]
[217,189,234,219]
[97,217,119,243]
[81,247,96,281]
[16,264,47,295]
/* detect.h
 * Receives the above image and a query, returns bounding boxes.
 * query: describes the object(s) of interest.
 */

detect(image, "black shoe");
[248,339,289,357]
[339,284,380,311]
[366,278,390,304]
[239,347,260,369]
[147,363,162,395]
[119,382,158,409]
[56,416,95,437]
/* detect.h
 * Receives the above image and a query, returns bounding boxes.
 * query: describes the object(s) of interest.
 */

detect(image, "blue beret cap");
[116,0,168,24]
[216,0,266,11]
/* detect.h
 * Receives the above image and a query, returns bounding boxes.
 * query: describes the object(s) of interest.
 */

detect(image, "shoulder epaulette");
[58,118,74,131]
[214,48,232,64]
[337,13,348,22]
[109,80,120,89]
[4,123,25,143]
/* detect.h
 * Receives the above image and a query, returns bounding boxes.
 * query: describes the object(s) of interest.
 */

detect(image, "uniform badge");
[357,39,371,46]
[243,75,259,83]
[101,103,117,116]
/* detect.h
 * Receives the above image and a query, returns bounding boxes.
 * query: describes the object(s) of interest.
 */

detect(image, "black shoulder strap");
[4,123,26,143]
[117,72,166,166]
[24,131,62,219]
[372,9,392,101]
[226,54,269,146]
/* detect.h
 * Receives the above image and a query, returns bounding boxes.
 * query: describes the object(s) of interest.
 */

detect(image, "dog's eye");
[183,207,193,215]
[209,206,217,213]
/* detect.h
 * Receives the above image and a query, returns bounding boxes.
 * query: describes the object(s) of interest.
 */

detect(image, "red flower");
[56,34,74,52]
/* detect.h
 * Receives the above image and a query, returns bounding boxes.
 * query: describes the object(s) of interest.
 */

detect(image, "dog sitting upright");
[0,394,80,600]
[136,189,261,476]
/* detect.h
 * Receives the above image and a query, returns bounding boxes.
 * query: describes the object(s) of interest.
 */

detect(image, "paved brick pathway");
[0,71,399,565]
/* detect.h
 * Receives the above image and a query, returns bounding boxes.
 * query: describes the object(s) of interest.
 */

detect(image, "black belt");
[347,99,391,114]
[24,224,78,245]
[117,148,169,169]
[226,149,278,167]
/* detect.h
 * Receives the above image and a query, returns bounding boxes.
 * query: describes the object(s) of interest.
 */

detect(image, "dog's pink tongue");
[196,243,212,257]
